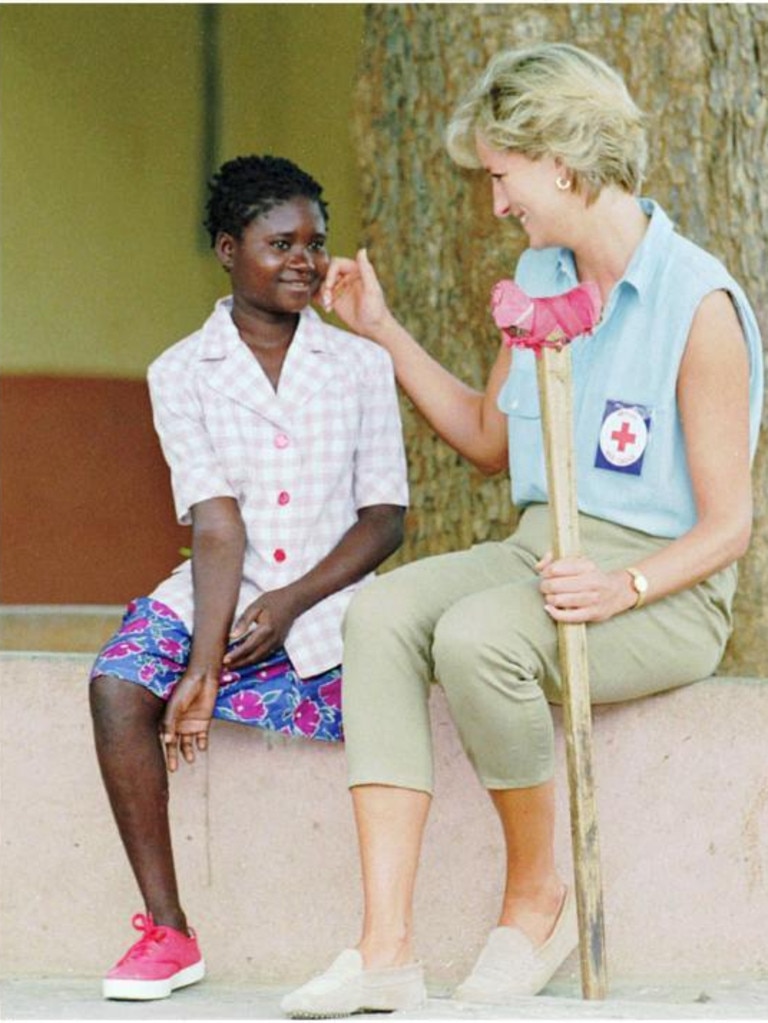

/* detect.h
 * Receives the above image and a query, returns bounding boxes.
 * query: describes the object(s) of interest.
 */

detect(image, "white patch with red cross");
[594,401,652,477]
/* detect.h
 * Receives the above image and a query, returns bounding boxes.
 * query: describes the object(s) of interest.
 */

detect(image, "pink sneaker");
[103,912,205,1000]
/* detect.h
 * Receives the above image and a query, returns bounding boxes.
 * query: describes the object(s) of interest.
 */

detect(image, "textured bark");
[354,3,767,676]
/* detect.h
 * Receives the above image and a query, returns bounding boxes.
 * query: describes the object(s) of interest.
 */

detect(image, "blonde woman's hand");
[536,552,636,623]
[320,248,395,340]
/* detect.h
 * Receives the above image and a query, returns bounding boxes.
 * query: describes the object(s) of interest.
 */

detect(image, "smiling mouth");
[281,277,316,289]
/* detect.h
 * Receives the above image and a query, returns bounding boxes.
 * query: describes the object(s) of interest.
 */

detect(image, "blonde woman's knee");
[345,570,413,631]
[342,567,438,717]
[343,559,456,651]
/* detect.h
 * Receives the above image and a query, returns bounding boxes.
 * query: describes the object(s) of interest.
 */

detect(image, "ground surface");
[2,976,767,1021]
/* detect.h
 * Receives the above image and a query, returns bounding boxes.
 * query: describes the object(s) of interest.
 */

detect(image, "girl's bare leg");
[89,674,188,933]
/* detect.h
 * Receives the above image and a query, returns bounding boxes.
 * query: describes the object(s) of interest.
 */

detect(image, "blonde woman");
[282,44,763,1016]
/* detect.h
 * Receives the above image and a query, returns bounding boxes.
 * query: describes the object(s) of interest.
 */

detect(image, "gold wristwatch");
[625,566,649,609]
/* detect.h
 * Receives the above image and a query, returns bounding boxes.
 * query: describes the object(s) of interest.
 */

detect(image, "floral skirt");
[89,597,343,742]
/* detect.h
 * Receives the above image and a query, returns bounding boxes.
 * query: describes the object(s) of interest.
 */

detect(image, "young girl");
[89,155,408,1001]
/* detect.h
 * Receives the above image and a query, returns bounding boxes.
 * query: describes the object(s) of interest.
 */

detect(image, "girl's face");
[475,136,580,250]
[216,197,329,315]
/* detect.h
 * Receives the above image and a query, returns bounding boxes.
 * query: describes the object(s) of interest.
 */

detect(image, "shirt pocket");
[500,369,549,499]
[501,370,542,442]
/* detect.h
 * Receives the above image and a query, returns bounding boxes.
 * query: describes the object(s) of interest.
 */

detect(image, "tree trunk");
[354,2,767,676]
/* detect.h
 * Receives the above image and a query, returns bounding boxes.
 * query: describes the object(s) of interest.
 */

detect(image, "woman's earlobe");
[553,158,572,191]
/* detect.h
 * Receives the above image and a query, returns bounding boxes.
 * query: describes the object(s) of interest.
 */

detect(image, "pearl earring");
[555,176,571,191]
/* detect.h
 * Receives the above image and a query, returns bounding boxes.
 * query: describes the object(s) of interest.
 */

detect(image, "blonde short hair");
[445,43,648,201]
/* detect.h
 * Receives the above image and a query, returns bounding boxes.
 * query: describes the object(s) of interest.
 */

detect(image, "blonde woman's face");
[475,136,577,249]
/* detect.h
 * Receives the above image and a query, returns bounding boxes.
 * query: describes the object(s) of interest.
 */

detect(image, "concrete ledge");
[1,653,767,989]
[0,605,122,653]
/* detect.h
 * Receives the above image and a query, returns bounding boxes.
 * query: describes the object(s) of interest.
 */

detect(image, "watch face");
[629,569,648,595]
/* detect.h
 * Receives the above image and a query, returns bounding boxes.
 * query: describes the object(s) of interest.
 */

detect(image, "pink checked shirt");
[147,298,409,678]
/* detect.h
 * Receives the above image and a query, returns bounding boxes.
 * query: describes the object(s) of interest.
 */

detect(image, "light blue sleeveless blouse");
[497,199,764,539]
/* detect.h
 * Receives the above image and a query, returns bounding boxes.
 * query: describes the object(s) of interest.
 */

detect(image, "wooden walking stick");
[492,280,608,1000]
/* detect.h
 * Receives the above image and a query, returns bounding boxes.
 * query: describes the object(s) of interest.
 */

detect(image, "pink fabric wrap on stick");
[491,280,602,355]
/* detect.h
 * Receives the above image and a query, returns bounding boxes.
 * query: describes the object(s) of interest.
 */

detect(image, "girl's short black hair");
[204,155,329,247]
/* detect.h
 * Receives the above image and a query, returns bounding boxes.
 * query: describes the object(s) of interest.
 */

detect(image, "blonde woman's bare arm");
[323,249,509,473]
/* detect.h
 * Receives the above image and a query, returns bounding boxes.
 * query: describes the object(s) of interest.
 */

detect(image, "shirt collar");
[555,197,674,303]
[197,298,330,360]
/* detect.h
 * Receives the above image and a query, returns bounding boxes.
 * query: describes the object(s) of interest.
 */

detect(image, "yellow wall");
[0,3,364,377]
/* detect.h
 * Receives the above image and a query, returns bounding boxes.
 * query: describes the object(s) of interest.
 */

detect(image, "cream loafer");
[454,886,578,1004]
[280,949,427,1018]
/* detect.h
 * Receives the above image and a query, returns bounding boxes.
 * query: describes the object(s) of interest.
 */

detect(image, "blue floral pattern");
[90,597,343,742]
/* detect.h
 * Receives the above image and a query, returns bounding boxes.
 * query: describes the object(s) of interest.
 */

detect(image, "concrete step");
[3,976,768,1020]
[0,605,122,653]
[1,653,767,994]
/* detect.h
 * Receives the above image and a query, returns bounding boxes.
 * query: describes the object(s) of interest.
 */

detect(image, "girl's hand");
[223,589,302,669]
[320,249,395,340]
[536,551,636,623]
[161,668,220,772]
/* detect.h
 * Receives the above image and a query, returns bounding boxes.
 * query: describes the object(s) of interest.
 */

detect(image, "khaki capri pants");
[342,504,737,793]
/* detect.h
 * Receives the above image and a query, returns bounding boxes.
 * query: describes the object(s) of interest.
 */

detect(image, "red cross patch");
[594,401,652,476]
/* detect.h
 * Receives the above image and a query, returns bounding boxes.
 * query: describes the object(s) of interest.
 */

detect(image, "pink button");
[273,548,287,563]
[274,433,289,449]
[277,491,291,506]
